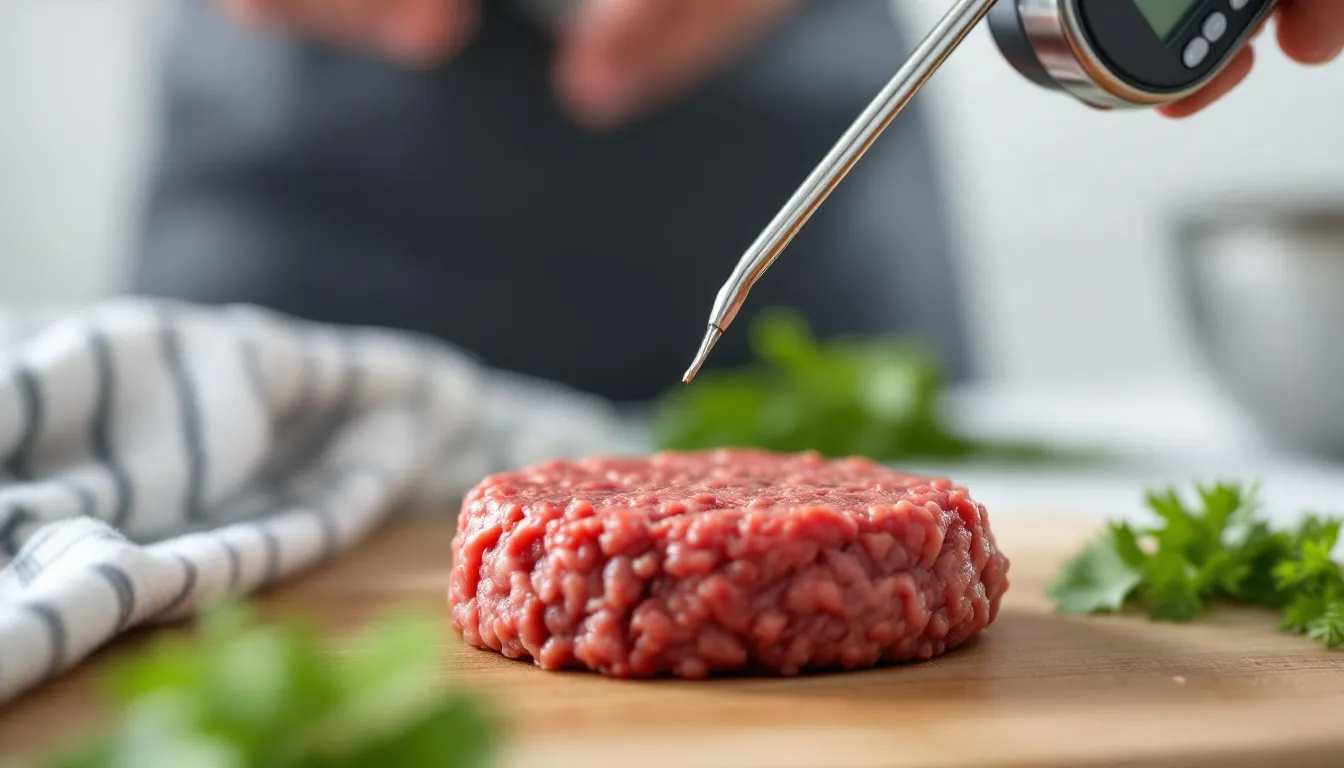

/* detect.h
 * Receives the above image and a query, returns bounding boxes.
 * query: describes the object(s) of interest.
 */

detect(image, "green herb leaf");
[1047,535,1144,614]
[1107,521,1149,569]
[652,308,1071,464]
[42,600,498,768]
[1281,591,1332,633]
[1140,548,1203,622]
[1306,602,1344,649]
[1051,480,1344,650]
[320,691,498,768]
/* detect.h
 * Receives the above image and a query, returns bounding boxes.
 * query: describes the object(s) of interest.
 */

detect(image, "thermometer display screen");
[1132,0,1202,40]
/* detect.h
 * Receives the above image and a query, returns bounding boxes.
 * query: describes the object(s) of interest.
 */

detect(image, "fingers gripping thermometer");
[681,0,1278,384]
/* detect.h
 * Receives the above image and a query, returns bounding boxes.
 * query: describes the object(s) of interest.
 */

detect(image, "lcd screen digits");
[1133,0,1201,40]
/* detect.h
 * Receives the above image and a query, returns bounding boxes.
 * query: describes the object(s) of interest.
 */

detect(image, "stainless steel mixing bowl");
[1173,200,1344,459]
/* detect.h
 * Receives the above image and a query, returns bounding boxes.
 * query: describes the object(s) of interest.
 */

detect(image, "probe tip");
[682,326,722,384]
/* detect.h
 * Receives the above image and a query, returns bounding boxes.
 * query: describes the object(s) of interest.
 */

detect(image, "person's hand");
[219,0,479,66]
[552,0,799,128]
[216,0,798,129]
[1158,0,1344,118]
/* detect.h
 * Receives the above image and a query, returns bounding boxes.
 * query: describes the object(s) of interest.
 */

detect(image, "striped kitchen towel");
[0,298,632,705]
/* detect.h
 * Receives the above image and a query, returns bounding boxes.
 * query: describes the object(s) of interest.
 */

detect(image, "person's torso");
[135,0,967,401]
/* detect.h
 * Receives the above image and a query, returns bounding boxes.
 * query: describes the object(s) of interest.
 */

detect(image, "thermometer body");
[681,0,1281,381]
[989,0,1279,108]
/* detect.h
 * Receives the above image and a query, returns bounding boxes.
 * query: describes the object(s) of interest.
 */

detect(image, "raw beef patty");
[449,449,1010,677]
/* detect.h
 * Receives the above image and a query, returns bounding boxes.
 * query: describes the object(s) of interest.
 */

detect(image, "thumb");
[1277,0,1344,64]
[553,0,672,127]
[378,0,478,66]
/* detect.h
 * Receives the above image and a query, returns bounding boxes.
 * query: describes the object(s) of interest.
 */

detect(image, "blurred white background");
[0,0,161,308]
[1,0,1342,385]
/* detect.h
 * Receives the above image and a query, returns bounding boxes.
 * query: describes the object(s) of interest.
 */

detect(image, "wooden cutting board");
[3,513,1343,768]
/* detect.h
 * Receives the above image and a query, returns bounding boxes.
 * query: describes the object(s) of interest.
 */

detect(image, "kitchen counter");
[3,513,1342,768]
[3,377,1344,767]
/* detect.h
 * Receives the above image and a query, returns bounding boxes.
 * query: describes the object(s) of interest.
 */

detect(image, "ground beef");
[449,449,1010,678]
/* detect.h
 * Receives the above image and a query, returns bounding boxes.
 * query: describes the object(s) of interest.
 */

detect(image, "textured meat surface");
[449,449,1010,678]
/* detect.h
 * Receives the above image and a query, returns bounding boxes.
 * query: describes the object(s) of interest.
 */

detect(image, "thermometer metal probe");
[681,0,998,384]
[682,0,1278,383]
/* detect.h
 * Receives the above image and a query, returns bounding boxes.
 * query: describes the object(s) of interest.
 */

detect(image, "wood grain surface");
[3,513,1343,768]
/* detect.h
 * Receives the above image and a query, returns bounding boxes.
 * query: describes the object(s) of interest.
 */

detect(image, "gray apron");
[131,0,968,402]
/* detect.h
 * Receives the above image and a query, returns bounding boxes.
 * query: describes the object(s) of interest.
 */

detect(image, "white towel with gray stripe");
[0,298,632,705]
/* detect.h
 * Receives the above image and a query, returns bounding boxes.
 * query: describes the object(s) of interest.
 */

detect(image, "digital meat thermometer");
[682,0,1279,383]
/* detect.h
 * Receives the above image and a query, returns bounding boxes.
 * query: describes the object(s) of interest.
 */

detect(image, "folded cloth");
[0,298,633,705]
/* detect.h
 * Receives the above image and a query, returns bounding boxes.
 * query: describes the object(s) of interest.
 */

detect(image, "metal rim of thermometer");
[681,0,1277,384]
[989,0,1279,109]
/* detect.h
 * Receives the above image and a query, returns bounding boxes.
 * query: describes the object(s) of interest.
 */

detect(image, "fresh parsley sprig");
[652,309,1064,463]
[1050,481,1344,649]
[43,600,498,768]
